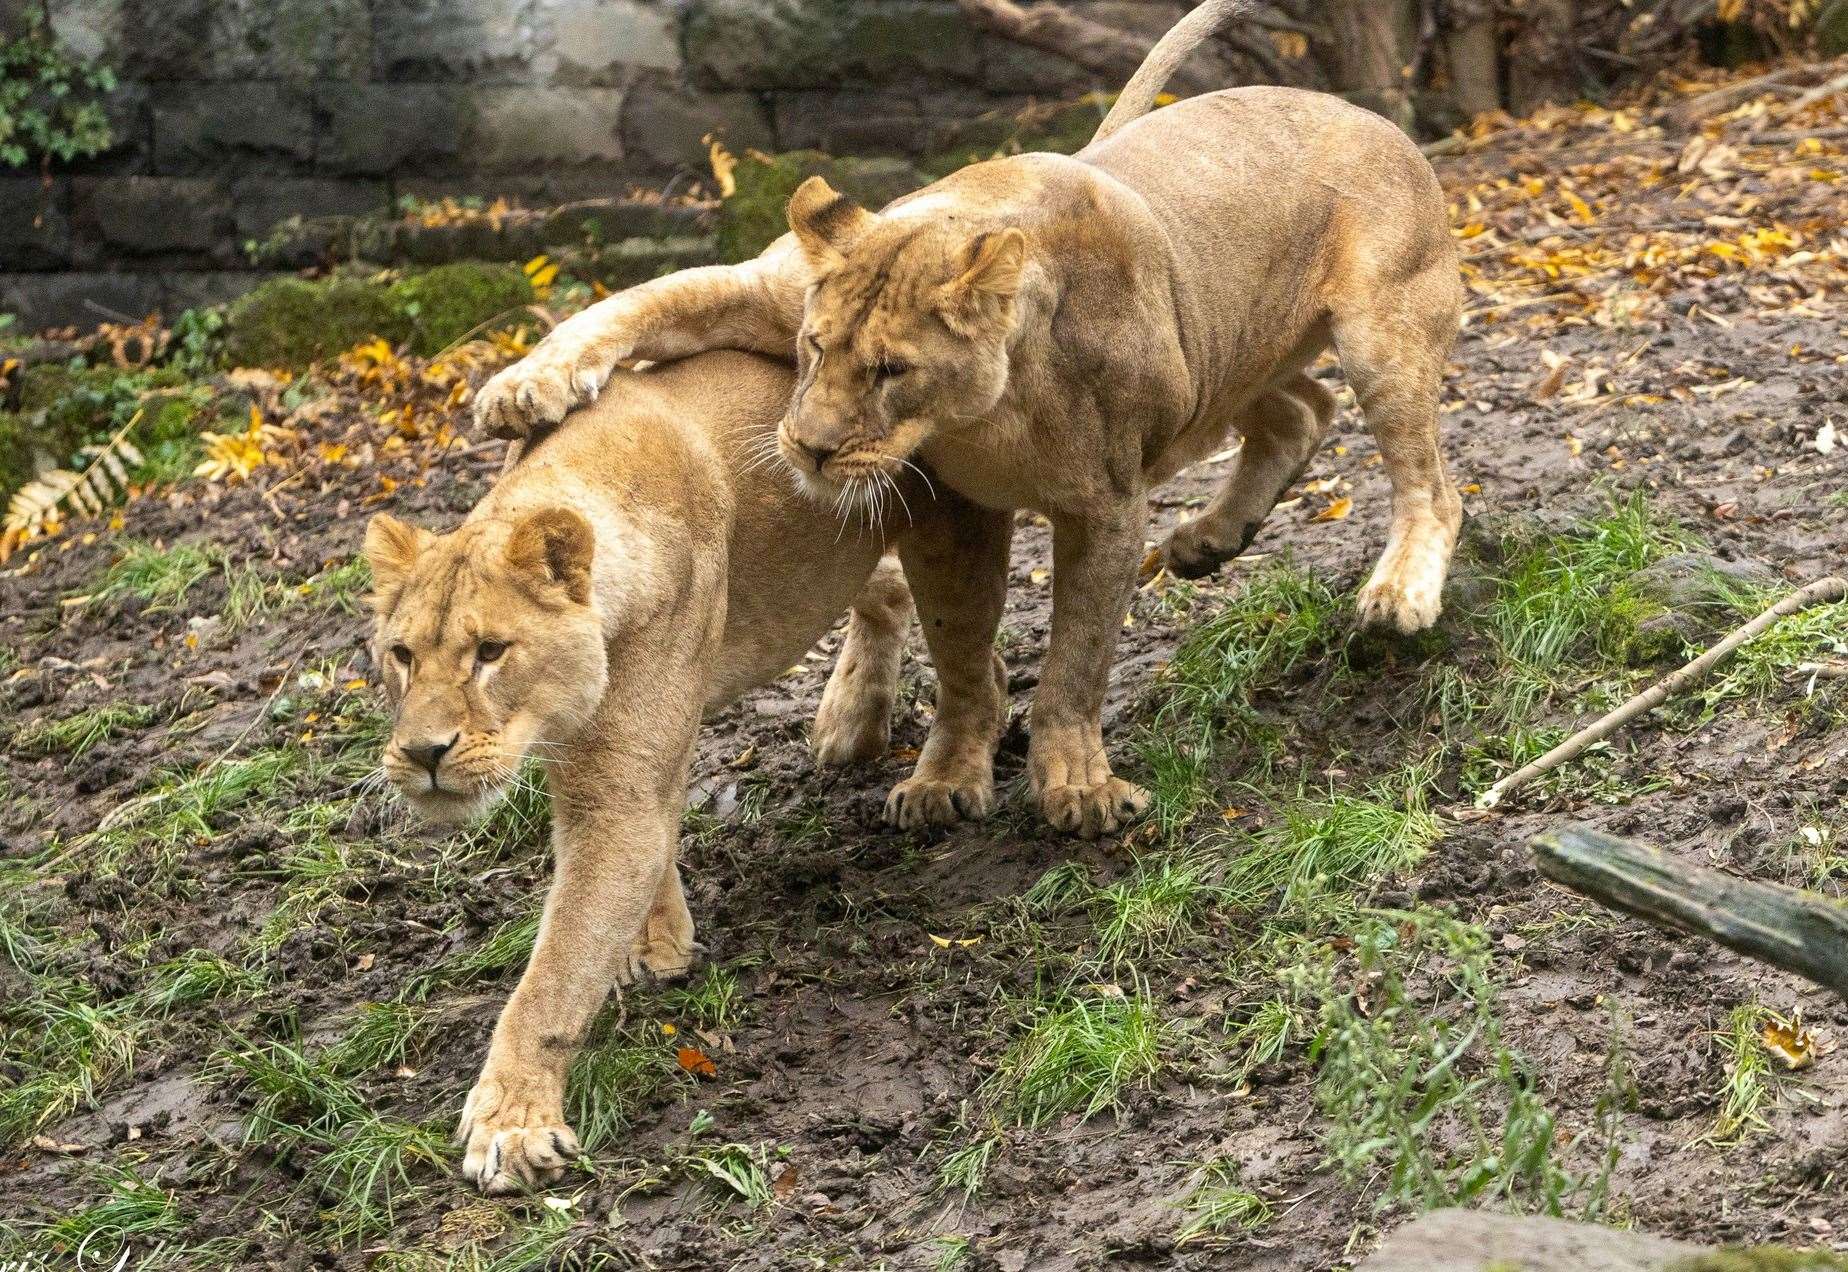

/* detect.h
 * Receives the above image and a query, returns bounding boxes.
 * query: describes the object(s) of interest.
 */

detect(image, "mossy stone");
[223,275,410,369]
[388,262,534,357]
[715,150,928,263]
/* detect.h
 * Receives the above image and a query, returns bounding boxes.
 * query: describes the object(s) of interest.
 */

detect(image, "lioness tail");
[1090,0,1250,144]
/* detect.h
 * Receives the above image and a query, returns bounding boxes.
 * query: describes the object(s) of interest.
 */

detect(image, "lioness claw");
[1038,778,1149,840]
[458,1078,580,1195]
[885,776,995,827]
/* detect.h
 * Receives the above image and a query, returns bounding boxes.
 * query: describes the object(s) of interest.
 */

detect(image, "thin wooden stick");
[1477,576,1846,809]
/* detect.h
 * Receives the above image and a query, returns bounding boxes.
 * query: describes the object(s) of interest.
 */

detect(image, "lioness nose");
[401,734,457,776]
[791,438,837,470]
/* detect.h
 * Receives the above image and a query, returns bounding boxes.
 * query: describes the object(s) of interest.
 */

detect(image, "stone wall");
[1,0,1154,331]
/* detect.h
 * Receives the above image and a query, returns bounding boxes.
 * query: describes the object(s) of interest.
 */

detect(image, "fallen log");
[1532,825,1848,1002]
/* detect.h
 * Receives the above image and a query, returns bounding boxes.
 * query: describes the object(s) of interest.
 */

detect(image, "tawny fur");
[367,352,1005,1194]
[475,15,1464,840]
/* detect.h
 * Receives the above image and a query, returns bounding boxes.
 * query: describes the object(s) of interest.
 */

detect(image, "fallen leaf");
[31,1135,85,1155]
[677,1046,718,1078]
[1763,1015,1818,1071]
[928,933,983,949]
[1311,497,1352,523]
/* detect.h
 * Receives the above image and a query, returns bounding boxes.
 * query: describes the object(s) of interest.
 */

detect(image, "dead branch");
[953,0,1218,94]
[1533,825,1848,1002]
[1478,576,1847,809]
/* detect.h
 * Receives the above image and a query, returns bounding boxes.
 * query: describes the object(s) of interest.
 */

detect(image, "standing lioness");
[475,0,1465,838]
[365,351,1006,1192]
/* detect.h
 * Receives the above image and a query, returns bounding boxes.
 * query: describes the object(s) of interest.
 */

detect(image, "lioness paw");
[473,342,622,439]
[885,775,995,828]
[1355,567,1444,635]
[457,1076,580,1195]
[810,699,892,767]
[1038,777,1149,840]
[1161,517,1259,580]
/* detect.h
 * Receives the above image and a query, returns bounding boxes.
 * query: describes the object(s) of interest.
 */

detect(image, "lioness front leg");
[475,242,809,440]
[884,499,1013,827]
[813,555,915,767]
[1031,501,1151,839]
[459,772,687,1194]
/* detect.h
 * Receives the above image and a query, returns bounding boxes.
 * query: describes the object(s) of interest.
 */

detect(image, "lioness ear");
[949,228,1027,300]
[363,513,430,610]
[506,507,594,605]
[788,176,876,268]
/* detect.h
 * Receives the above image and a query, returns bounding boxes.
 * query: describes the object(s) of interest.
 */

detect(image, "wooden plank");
[1532,825,1848,1002]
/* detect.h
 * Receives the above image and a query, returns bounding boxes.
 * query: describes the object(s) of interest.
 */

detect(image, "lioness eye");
[875,359,911,381]
[391,644,413,667]
[477,640,508,663]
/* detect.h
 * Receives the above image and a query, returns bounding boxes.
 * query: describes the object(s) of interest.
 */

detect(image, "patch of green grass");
[1221,782,1442,917]
[94,539,222,609]
[33,1165,183,1262]
[1093,852,1222,967]
[1176,1158,1272,1245]
[1709,1003,1778,1145]
[660,965,745,1031]
[324,1002,433,1076]
[308,1115,449,1242]
[1485,493,1690,673]
[936,1134,999,1199]
[11,702,158,757]
[985,991,1163,1128]
[1129,727,1217,840]
[410,910,541,999]
[0,979,143,1145]
[567,1015,683,1151]
[145,949,267,1011]
[1225,997,1300,1084]
[1701,592,1846,712]
[1296,909,1599,1215]
[1460,725,1663,805]
[215,1033,444,1240]
[1159,562,1343,741]
[930,1234,974,1271]
[679,1140,772,1208]
[305,557,372,612]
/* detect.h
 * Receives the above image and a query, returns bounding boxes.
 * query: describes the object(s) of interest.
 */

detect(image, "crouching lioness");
[363,351,1006,1193]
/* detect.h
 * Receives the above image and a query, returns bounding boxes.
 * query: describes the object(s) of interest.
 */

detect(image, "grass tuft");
[1176,1158,1272,1244]
[11,702,158,758]
[986,991,1163,1128]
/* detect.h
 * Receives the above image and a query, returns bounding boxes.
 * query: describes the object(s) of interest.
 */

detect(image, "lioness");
[474,0,1465,838]
[365,351,1007,1192]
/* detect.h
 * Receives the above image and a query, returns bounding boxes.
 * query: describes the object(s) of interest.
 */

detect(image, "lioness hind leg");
[1162,373,1335,578]
[812,554,915,766]
[885,500,1013,828]
[1332,269,1464,634]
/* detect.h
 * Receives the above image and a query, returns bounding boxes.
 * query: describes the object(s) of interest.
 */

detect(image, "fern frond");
[1,412,144,563]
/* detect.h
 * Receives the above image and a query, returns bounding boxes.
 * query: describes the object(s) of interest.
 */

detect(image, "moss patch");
[223,276,409,369]
[388,263,534,357]
[222,266,534,367]
[716,151,928,263]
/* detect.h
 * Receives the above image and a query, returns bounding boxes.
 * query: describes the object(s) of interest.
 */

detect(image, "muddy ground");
[3,60,1847,1271]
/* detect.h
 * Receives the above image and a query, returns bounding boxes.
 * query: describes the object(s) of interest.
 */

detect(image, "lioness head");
[776,175,1027,499]
[362,506,606,824]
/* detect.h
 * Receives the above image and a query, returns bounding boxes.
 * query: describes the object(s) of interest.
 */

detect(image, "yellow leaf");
[529,262,560,292]
[927,933,982,949]
[707,138,738,198]
[522,254,550,278]
[1312,496,1352,522]
[1762,1015,1819,1071]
